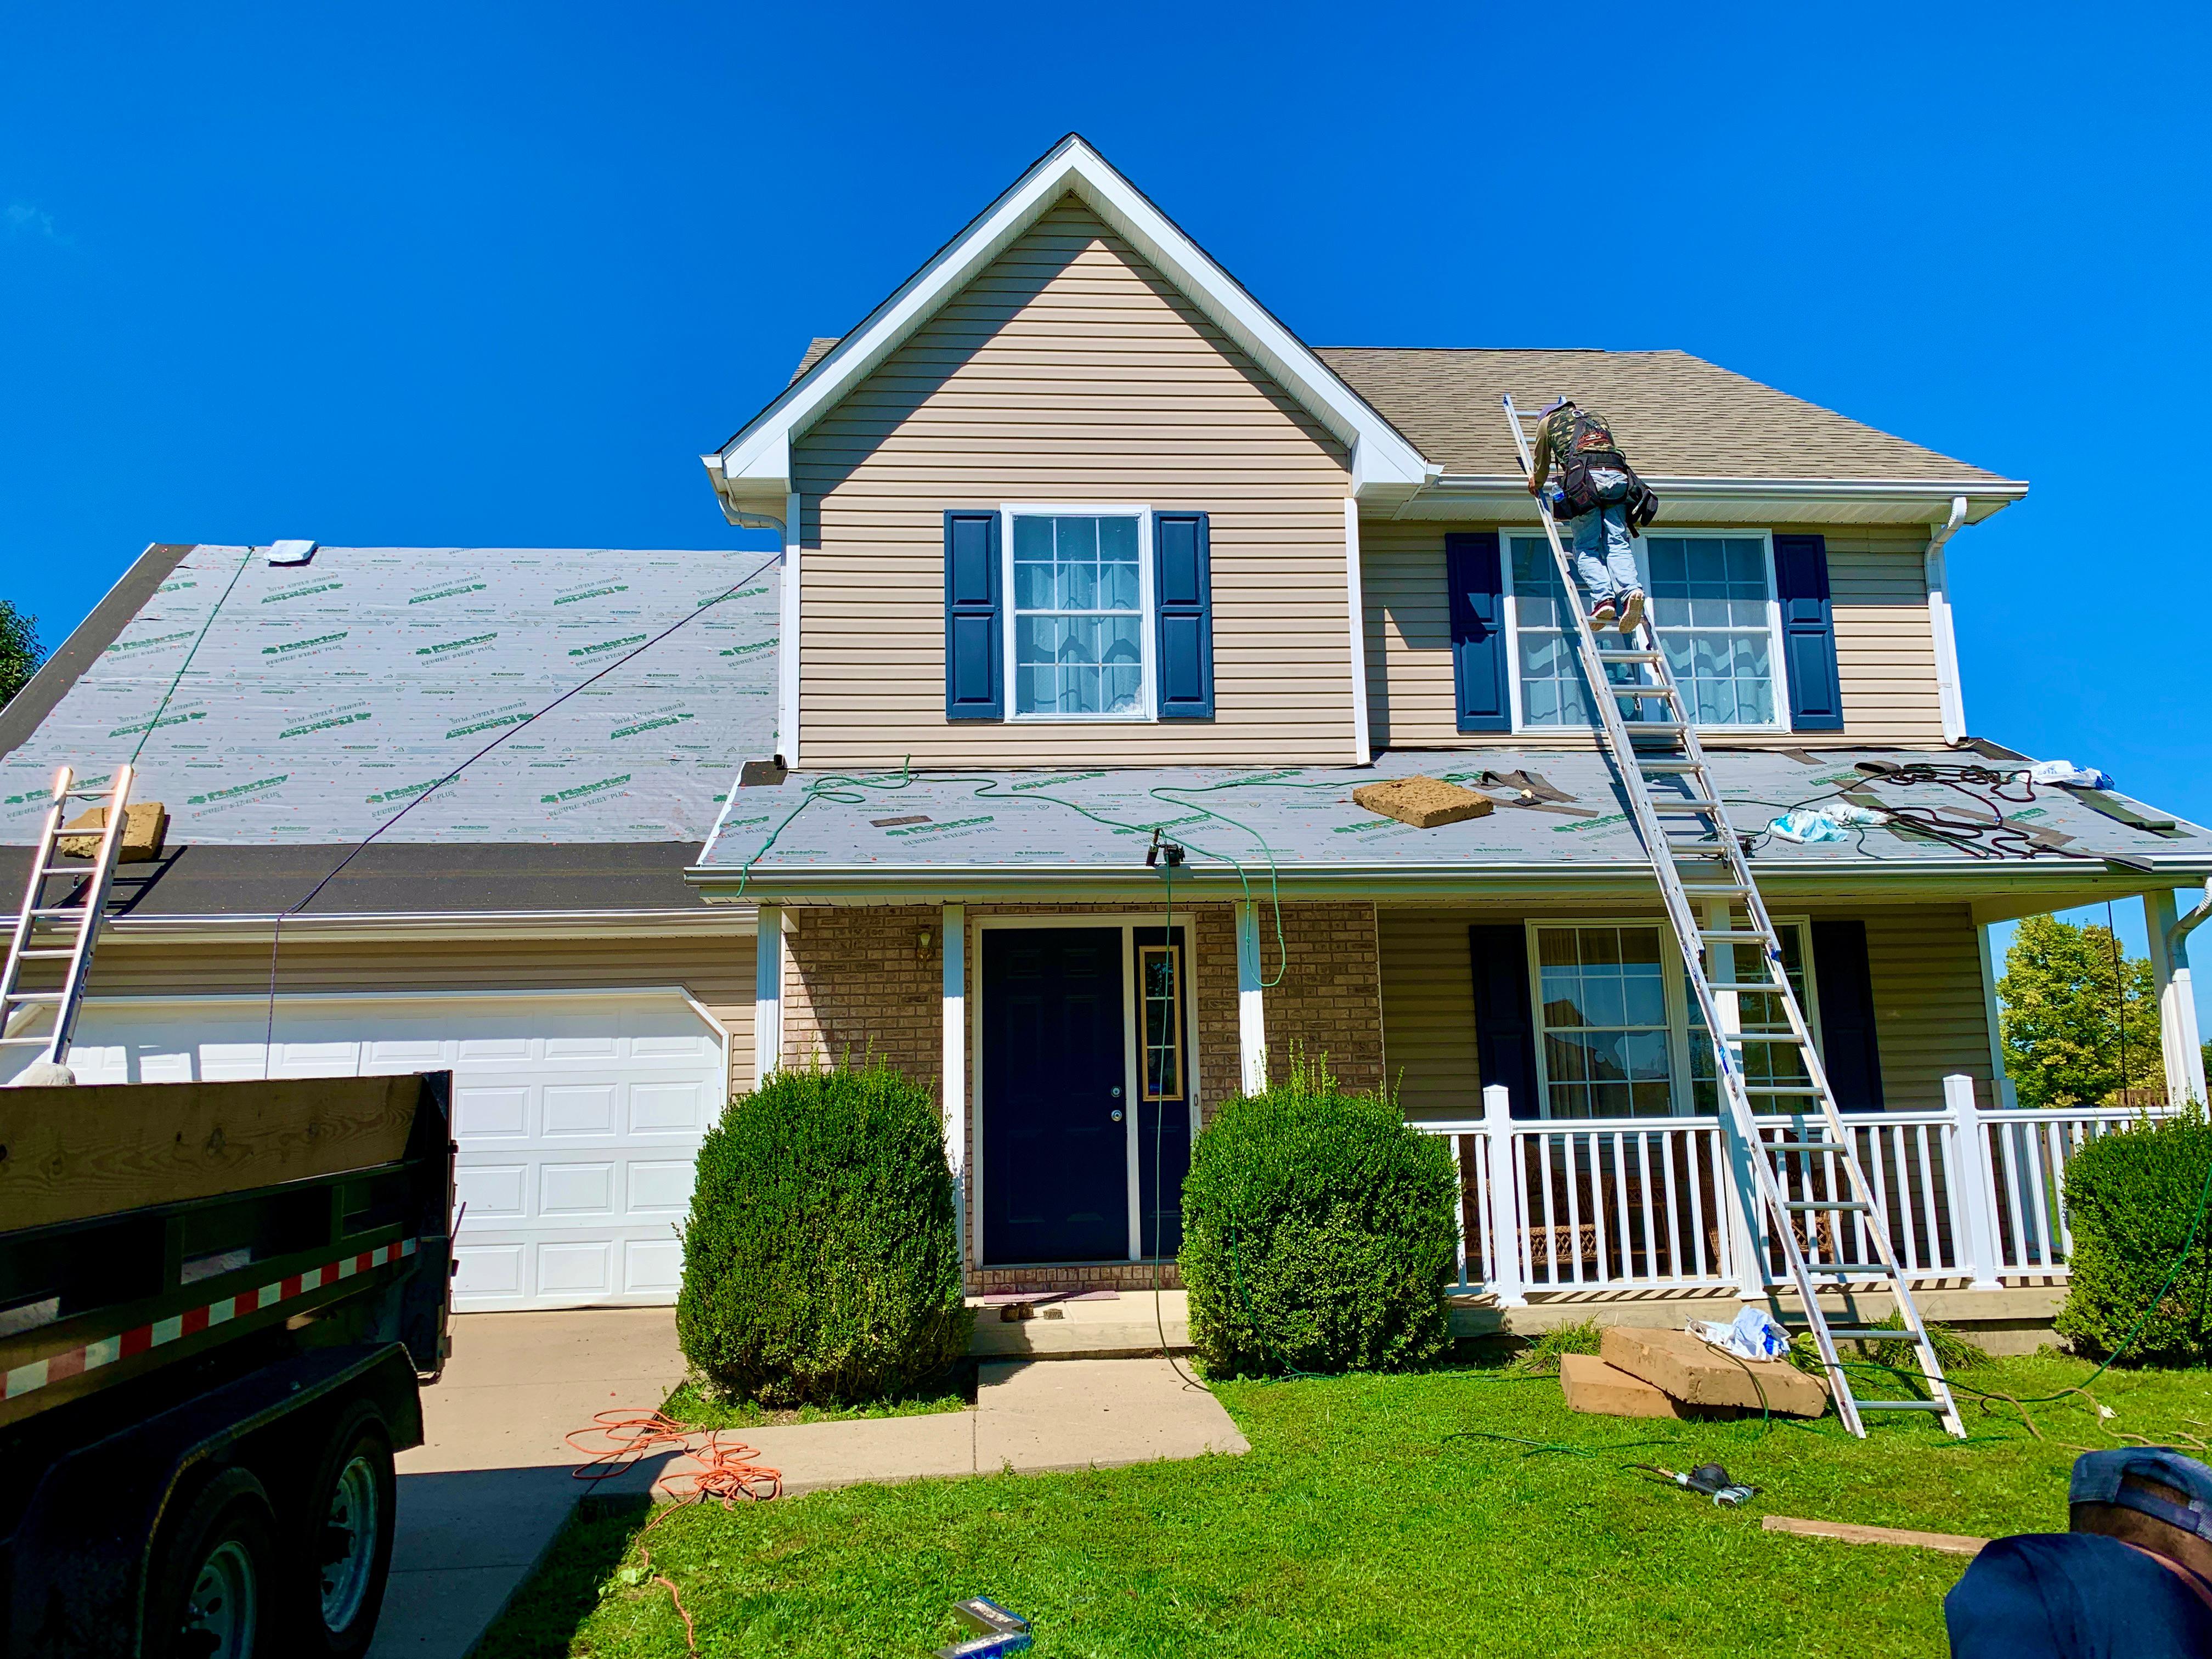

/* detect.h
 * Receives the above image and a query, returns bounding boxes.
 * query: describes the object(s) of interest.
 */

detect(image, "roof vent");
[266,540,318,567]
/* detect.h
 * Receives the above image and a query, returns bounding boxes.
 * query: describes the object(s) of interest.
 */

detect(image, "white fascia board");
[1396,475,2029,527]
[708,136,1436,499]
[101,908,761,944]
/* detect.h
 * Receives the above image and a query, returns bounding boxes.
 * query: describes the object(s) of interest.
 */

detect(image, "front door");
[981,927,1128,1264]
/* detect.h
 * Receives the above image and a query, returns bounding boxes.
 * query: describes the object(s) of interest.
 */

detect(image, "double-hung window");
[1502,531,1786,733]
[1530,918,1820,1118]
[1007,509,1149,719]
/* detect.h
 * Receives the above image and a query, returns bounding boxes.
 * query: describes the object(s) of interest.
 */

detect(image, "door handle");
[1111,1109,1124,1122]
[1110,1086,1122,1097]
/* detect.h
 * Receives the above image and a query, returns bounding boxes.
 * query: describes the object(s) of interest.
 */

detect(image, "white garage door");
[13,990,728,1312]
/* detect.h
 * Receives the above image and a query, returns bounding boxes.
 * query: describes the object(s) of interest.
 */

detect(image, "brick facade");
[772,898,1383,1291]
[1261,901,1385,1093]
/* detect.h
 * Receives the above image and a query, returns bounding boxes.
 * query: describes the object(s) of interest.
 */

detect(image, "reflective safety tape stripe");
[2,1237,419,1402]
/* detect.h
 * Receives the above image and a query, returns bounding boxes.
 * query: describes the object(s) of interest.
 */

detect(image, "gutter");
[98,907,759,944]
[1391,475,2027,524]
[1925,494,1971,744]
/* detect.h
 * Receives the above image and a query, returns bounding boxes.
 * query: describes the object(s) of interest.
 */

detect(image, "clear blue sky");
[4,4,2206,996]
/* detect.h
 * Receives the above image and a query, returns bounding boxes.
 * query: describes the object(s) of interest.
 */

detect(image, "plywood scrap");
[1601,1325,1829,1418]
[57,802,168,862]
[1559,1352,1686,1419]
[1762,1515,1987,1556]
[1351,775,1494,830]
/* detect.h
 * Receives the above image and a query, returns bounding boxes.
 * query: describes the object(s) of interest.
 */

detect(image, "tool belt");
[1551,448,1661,531]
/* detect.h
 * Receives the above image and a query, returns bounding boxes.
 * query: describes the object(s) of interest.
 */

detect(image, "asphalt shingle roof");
[1315,347,2011,483]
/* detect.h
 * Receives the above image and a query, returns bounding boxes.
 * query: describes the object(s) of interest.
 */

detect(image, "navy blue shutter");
[1447,532,1510,732]
[1153,512,1214,719]
[1469,924,1541,1119]
[1810,919,1884,1111]
[944,511,1002,720]
[1773,534,1843,732]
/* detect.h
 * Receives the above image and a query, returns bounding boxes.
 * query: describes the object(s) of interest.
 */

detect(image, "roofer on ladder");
[1526,398,1660,633]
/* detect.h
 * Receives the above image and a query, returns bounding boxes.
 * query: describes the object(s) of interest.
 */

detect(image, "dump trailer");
[0,1071,454,1659]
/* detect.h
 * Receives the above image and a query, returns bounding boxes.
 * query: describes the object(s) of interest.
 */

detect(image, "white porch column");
[753,904,783,1088]
[2147,885,2210,1109]
[1944,1074,2006,1291]
[1703,901,1766,1301]
[941,904,969,1265]
[1481,1082,1527,1308]
[1235,901,1267,1095]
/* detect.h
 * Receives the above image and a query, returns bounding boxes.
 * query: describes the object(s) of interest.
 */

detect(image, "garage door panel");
[628,1160,696,1215]
[629,1080,709,1134]
[34,991,726,1312]
[543,1084,618,1136]
[456,1082,532,1140]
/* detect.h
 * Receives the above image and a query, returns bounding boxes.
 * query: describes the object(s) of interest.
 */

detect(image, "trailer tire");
[145,1468,278,1659]
[287,1400,397,1657]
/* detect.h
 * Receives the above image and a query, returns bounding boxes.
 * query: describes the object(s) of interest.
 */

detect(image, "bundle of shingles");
[1559,1325,1830,1420]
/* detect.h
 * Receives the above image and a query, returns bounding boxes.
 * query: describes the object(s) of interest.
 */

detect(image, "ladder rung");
[1785,1199,1871,1212]
[0,1036,58,1047]
[1639,759,1702,774]
[1679,883,1752,896]
[1699,929,1769,942]
[1854,1400,1950,1413]
[1738,1030,1812,1044]
[1770,1139,1844,1152]
[1626,723,1686,736]
[1801,1262,1900,1277]
[37,865,93,877]
[1824,1328,1908,1341]
[1615,685,1677,699]
[14,949,77,960]
[1746,1084,1822,1095]
[1707,981,1783,994]
[1597,649,1663,663]
[4,992,67,1005]
[1652,802,1722,817]
[24,908,88,919]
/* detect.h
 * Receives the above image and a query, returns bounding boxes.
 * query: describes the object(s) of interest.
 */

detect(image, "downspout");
[1925,495,1970,746]
[2168,883,2212,961]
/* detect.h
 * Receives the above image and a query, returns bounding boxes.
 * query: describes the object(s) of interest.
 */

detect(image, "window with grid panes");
[1534,925,1675,1118]
[1011,514,1144,716]
[1646,535,1781,728]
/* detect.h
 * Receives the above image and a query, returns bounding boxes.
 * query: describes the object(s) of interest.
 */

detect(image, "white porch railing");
[1418,1077,2173,1305]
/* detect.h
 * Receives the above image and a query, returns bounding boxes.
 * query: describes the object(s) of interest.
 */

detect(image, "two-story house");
[5,136,2208,1322]
[689,135,2212,1299]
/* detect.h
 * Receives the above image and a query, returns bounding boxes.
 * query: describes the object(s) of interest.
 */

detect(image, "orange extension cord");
[565,1409,783,1652]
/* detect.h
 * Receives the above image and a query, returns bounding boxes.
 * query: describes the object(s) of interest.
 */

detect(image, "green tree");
[0,601,40,708]
[1999,913,2162,1107]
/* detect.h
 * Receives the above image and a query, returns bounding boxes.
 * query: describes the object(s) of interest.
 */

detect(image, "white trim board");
[702,135,1436,526]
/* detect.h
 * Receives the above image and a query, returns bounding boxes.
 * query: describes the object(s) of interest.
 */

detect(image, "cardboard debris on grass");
[1559,1325,1831,1420]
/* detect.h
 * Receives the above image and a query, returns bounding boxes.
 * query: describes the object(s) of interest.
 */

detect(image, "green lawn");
[475,1351,2212,1658]
[659,1374,971,1431]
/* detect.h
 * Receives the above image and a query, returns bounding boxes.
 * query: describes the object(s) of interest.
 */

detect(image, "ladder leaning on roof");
[0,765,134,1076]
[1502,396,1962,1440]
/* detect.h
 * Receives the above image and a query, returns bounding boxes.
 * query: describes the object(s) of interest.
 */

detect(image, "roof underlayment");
[1,544,781,849]
[692,747,2212,901]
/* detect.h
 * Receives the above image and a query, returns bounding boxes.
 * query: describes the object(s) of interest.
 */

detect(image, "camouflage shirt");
[1530,404,1624,489]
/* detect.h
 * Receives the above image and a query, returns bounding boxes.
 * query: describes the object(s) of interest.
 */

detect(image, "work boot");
[1617,589,1646,633]
[1588,596,1617,628]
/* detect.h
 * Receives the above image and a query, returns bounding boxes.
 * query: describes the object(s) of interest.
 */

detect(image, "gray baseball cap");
[2071,1448,2212,1541]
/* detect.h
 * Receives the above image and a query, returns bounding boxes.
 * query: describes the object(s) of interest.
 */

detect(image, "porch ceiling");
[690,745,2212,906]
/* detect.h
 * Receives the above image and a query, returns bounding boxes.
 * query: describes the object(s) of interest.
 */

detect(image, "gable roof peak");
[703,136,1436,527]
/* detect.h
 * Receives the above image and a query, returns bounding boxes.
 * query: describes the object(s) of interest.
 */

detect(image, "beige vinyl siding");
[81,933,756,1094]
[1362,521,1945,750]
[1378,909,1481,1121]
[1376,904,1993,1118]
[1860,904,1993,1111]
[794,197,1355,769]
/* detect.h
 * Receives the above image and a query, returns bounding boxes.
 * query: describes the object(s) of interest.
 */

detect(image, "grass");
[661,1369,973,1431]
[475,1348,2212,1658]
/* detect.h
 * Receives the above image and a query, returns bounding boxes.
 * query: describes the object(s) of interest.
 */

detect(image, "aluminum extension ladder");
[1502,397,1962,1438]
[0,765,135,1075]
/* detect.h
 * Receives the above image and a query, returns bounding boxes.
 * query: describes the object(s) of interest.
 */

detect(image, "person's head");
[2070,1448,2212,1581]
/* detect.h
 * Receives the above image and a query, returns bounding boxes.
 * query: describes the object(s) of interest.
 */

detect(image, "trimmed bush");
[1180,1055,1457,1377]
[2055,1108,2212,1365]
[676,1060,970,1405]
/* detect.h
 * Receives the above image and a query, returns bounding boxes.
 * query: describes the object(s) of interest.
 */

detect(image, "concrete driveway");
[366,1309,686,1659]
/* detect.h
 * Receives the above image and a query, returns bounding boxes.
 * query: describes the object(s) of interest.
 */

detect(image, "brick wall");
[781,905,944,1101]
[1261,901,1385,1093]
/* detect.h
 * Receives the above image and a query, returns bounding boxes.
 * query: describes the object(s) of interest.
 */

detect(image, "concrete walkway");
[366,1309,1245,1659]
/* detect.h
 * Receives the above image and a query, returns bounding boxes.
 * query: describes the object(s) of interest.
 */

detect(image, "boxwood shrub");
[1180,1055,1457,1377]
[2055,1108,2212,1364]
[676,1060,970,1405]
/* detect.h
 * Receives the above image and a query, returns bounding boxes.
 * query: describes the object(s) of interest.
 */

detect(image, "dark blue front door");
[982,927,1127,1264]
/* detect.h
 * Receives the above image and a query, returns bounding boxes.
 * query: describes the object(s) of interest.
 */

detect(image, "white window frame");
[1524,915,1821,1119]
[1000,504,1155,723]
[1501,526,1788,736]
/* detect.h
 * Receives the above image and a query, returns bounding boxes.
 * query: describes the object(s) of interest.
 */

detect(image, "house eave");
[95,907,759,945]
[1387,475,2029,528]
[687,855,2207,909]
